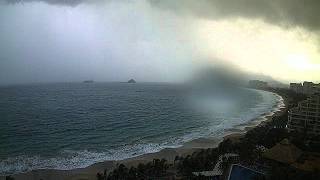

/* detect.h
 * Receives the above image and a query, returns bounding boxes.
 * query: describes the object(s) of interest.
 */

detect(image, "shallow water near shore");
[0,82,283,175]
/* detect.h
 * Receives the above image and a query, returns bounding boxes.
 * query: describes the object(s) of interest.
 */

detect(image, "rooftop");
[263,139,303,164]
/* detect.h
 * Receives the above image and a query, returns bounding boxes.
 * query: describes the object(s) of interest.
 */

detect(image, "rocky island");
[127,79,136,83]
[83,80,94,83]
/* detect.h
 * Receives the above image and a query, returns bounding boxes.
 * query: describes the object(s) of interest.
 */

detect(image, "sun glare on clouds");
[196,18,320,82]
[286,54,315,71]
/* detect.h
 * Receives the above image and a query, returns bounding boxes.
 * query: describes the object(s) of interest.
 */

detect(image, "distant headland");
[127,79,136,83]
[83,80,94,83]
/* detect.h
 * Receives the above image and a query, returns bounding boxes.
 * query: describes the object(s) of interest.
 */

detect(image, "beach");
[1,90,287,180]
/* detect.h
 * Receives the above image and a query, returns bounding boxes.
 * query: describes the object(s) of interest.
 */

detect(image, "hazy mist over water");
[0,0,198,85]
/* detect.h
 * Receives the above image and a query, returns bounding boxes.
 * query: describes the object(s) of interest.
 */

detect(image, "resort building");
[192,153,239,179]
[290,83,303,94]
[290,81,320,95]
[287,94,320,137]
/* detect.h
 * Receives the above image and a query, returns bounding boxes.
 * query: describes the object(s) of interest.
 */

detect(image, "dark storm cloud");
[4,0,320,30]
[150,0,320,31]
[4,0,85,6]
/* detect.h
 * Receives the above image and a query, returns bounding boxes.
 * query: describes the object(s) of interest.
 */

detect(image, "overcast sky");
[0,0,320,85]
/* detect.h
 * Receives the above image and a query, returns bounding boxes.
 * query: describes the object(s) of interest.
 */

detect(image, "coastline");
[1,90,287,180]
[224,92,287,143]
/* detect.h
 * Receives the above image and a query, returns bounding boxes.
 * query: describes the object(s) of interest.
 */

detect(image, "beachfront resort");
[288,94,320,137]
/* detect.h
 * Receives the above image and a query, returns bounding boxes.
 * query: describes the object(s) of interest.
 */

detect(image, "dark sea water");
[0,82,282,175]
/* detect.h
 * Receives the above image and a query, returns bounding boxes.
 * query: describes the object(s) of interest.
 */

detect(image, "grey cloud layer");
[4,0,320,30]
[4,0,85,6]
[150,0,320,31]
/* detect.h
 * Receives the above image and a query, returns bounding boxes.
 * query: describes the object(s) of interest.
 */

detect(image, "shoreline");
[223,92,286,143]
[1,90,287,180]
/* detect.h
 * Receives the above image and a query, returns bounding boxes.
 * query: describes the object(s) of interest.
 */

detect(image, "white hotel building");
[288,94,320,137]
[290,81,320,95]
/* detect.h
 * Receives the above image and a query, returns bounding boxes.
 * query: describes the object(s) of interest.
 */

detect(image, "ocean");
[0,82,283,175]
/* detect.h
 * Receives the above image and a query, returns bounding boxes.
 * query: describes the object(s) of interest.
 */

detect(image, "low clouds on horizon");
[4,0,320,31]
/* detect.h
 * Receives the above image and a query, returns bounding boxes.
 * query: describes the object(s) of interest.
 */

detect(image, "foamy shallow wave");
[0,142,181,175]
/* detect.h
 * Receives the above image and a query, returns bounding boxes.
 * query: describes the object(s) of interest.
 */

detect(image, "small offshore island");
[127,79,136,83]
[83,80,94,83]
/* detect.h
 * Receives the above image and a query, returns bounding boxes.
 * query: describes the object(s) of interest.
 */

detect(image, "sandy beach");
[1,92,287,180]
[0,146,206,180]
[1,139,220,180]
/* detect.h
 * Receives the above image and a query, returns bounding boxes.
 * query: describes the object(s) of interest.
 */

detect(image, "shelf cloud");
[150,0,320,31]
[4,0,320,31]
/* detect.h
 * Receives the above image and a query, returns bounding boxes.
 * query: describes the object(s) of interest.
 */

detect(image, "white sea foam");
[0,142,182,176]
